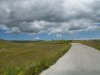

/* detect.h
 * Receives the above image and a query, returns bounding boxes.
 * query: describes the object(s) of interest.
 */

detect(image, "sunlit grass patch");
[0,40,71,75]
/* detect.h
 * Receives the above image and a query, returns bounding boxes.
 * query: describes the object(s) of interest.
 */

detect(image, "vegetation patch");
[0,40,71,75]
[73,40,100,50]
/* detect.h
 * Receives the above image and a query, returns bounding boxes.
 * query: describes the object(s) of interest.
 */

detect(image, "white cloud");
[56,34,63,38]
[0,0,100,35]
[35,37,40,40]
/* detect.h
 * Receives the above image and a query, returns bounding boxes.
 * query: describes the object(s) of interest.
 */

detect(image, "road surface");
[40,43,100,75]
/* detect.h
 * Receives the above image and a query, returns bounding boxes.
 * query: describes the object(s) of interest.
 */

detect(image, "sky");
[0,0,100,40]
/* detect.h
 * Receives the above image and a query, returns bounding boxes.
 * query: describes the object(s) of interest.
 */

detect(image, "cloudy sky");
[0,0,100,40]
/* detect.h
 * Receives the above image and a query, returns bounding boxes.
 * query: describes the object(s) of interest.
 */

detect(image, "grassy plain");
[73,40,100,50]
[0,40,71,75]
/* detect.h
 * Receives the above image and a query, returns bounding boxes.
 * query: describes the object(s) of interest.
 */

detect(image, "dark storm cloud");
[0,0,100,34]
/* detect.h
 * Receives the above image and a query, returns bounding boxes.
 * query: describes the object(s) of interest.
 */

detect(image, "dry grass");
[73,40,100,50]
[0,40,71,75]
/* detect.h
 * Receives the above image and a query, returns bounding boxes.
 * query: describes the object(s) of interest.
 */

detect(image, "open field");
[0,40,71,75]
[72,40,100,50]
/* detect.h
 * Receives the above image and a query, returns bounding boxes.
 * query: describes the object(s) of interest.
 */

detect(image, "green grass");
[72,40,100,50]
[0,40,71,75]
